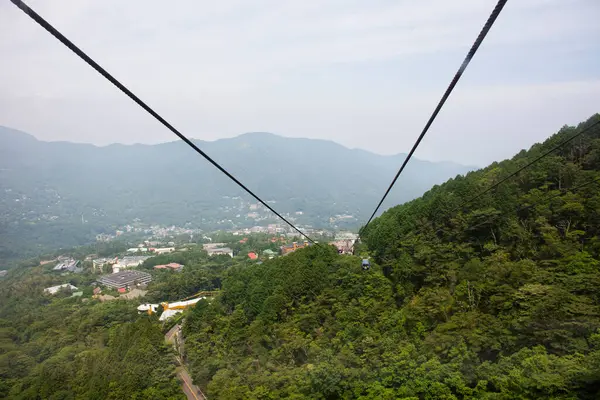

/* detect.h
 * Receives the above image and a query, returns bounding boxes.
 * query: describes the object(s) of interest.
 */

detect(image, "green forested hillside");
[2,115,600,399]
[0,245,264,399]
[0,265,184,400]
[179,115,600,399]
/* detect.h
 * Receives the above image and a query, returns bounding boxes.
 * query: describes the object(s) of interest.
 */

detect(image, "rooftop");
[154,262,184,270]
[53,259,80,271]
[206,247,233,256]
[99,270,152,288]
[203,242,227,250]
[44,283,78,294]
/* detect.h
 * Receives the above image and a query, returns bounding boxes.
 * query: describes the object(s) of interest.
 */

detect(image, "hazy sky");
[1,0,599,166]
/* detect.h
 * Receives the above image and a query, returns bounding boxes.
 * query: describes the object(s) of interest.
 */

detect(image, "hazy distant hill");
[0,126,474,261]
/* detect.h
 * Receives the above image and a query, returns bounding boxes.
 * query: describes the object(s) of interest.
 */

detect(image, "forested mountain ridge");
[177,115,600,398]
[0,126,473,262]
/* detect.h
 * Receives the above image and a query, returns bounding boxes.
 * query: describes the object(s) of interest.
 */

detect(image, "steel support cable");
[432,175,600,238]
[361,120,600,249]
[381,176,600,247]
[362,0,508,233]
[10,0,315,243]
[516,175,600,214]
[448,119,600,215]
[409,120,600,237]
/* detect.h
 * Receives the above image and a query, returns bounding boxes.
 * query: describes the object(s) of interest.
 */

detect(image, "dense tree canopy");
[177,115,600,399]
[0,263,185,399]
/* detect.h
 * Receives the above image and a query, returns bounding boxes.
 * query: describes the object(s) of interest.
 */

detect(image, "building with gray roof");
[98,270,152,289]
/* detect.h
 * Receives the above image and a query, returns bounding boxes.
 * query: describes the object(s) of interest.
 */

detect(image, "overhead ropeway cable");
[362,0,508,233]
[434,175,600,238]
[379,120,600,241]
[10,0,316,243]
[402,119,600,237]
[448,119,600,215]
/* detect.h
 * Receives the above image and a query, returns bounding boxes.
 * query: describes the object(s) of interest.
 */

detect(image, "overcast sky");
[1,0,599,166]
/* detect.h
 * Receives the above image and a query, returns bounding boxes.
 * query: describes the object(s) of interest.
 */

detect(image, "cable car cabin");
[362,259,371,270]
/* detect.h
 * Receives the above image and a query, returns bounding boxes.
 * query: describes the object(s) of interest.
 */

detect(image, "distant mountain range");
[0,125,475,261]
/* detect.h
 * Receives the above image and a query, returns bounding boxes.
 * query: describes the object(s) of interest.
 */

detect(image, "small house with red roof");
[247,252,258,260]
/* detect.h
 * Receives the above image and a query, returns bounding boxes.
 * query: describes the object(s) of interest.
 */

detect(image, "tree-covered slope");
[362,114,600,265]
[180,115,600,399]
[0,265,184,400]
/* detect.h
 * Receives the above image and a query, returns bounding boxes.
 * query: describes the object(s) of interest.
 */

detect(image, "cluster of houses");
[204,238,310,260]
[232,224,288,235]
[202,239,299,260]
[42,230,360,301]
[44,270,153,298]
[276,234,357,256]
[44,243,186,298]
[43,241,184,298]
